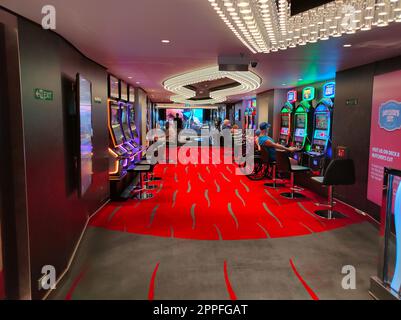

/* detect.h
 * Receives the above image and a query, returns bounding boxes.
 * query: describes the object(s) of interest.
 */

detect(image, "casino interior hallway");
[49,154,379,300]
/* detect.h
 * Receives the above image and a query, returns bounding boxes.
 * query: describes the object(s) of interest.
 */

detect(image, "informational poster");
[367,70,401,206]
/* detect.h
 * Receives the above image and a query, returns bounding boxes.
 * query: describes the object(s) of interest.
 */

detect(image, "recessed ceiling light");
[136,82,140,84]
[282,83,287,86]
[161,40,170,44]
[298,78,303,81]
[343,44,352,47]
[128,76,133,79]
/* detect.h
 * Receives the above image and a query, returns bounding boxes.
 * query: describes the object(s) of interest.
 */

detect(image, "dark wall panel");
[18,19,109,299]
[332,64,378,219]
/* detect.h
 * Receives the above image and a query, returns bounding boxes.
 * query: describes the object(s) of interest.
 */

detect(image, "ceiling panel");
[2,0,401,103]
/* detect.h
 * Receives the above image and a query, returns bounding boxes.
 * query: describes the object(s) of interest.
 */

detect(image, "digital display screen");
[109,75,120,99]
[323,82,336,98]
[316,114,329,130]
[287,90,297,103]
[78,74,93,197]
[129,86,135,102]
[295,128,305,137]
[314,130,329,140]
[121,105,131,140]
[303,87,315,101]
[281,127,289,135]
[166,109,204,131]
[111,104,125,145]
[120,81,128,101]
[281,115,290,127]
[295,114,306,128]
[252,99,257,108]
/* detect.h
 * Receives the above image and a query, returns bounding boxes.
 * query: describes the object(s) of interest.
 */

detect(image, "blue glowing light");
[323,82,336,99]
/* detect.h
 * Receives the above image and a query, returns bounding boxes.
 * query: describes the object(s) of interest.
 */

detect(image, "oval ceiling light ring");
[163,66,261,105]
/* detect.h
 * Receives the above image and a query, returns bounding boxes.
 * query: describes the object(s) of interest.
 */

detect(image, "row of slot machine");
[107,75,143,181]
[244,99,257,130]
[279,82,336,172]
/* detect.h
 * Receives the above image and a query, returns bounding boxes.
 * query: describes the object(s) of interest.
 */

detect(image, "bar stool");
[263,148,285,188]
[138,160,158,190]
[130,165,154,200]
[276,151,310,199]
[312,159,355,219]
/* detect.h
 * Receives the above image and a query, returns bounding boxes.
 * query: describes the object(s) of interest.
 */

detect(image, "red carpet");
[90,147,365,240]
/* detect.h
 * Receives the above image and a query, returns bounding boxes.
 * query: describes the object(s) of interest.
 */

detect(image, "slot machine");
[108,100,129,180]
[108,75,129,180]
[306,82,335,172]
[292,86,315,164]
[279,90,297,146]
[250,99,257,130]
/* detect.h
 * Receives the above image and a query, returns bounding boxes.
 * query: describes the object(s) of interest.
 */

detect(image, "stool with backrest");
[262,148,285,188]
[312,159,355,219]
[276,150,310,199]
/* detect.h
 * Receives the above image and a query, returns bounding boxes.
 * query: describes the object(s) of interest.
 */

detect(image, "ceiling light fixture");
[161,40,170,43]
[343,44,352,47]
[208,0,401,53]
[163,66,262,105]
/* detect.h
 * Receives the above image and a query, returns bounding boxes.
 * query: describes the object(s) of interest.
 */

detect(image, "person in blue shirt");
[258,122,297,162]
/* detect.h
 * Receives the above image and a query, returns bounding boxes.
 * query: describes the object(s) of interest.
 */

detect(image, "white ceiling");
[2,0,401,103]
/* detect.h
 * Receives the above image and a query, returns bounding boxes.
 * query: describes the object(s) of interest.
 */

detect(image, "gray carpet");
[49,222,379,300]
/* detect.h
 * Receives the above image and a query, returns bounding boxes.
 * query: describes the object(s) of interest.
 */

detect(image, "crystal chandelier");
[208,0,401,54]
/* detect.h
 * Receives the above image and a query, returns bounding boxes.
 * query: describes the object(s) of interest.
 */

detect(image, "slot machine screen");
[281,115,290,127]
[295,128,305,137]
[111,105,125,145]
[316,114,328,130]
[109,75,120,99]
[295,114,306,129]
[77,74,93,197]
[120,81,128,101]
[281,127,289,135]
[121,106,131,140]
[128,86,135,103]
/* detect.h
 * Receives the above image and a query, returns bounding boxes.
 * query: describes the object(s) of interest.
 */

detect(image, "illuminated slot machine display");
[127,85,140,148]
[279,90,297,146]
[250,99,257,129]
[292,86,315,163]
[108,75,129,180]
[307,82,335,171]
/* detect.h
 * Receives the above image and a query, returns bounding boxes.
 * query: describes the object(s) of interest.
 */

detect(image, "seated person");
[258,122,297,162]
[254,129,261,153]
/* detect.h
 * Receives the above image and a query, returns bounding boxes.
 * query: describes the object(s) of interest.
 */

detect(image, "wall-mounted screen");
[109,75,120,99]
[77,74,93,197]
[129,86,135,103]
[120,81,128,101]
[166,108,204,131]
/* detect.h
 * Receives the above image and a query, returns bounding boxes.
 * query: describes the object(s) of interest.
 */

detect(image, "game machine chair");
[312,159,355,219]
[276,151,310,199]
[263,148,285,188]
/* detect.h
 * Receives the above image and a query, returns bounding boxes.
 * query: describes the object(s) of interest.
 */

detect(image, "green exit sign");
[34,88,54,101]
